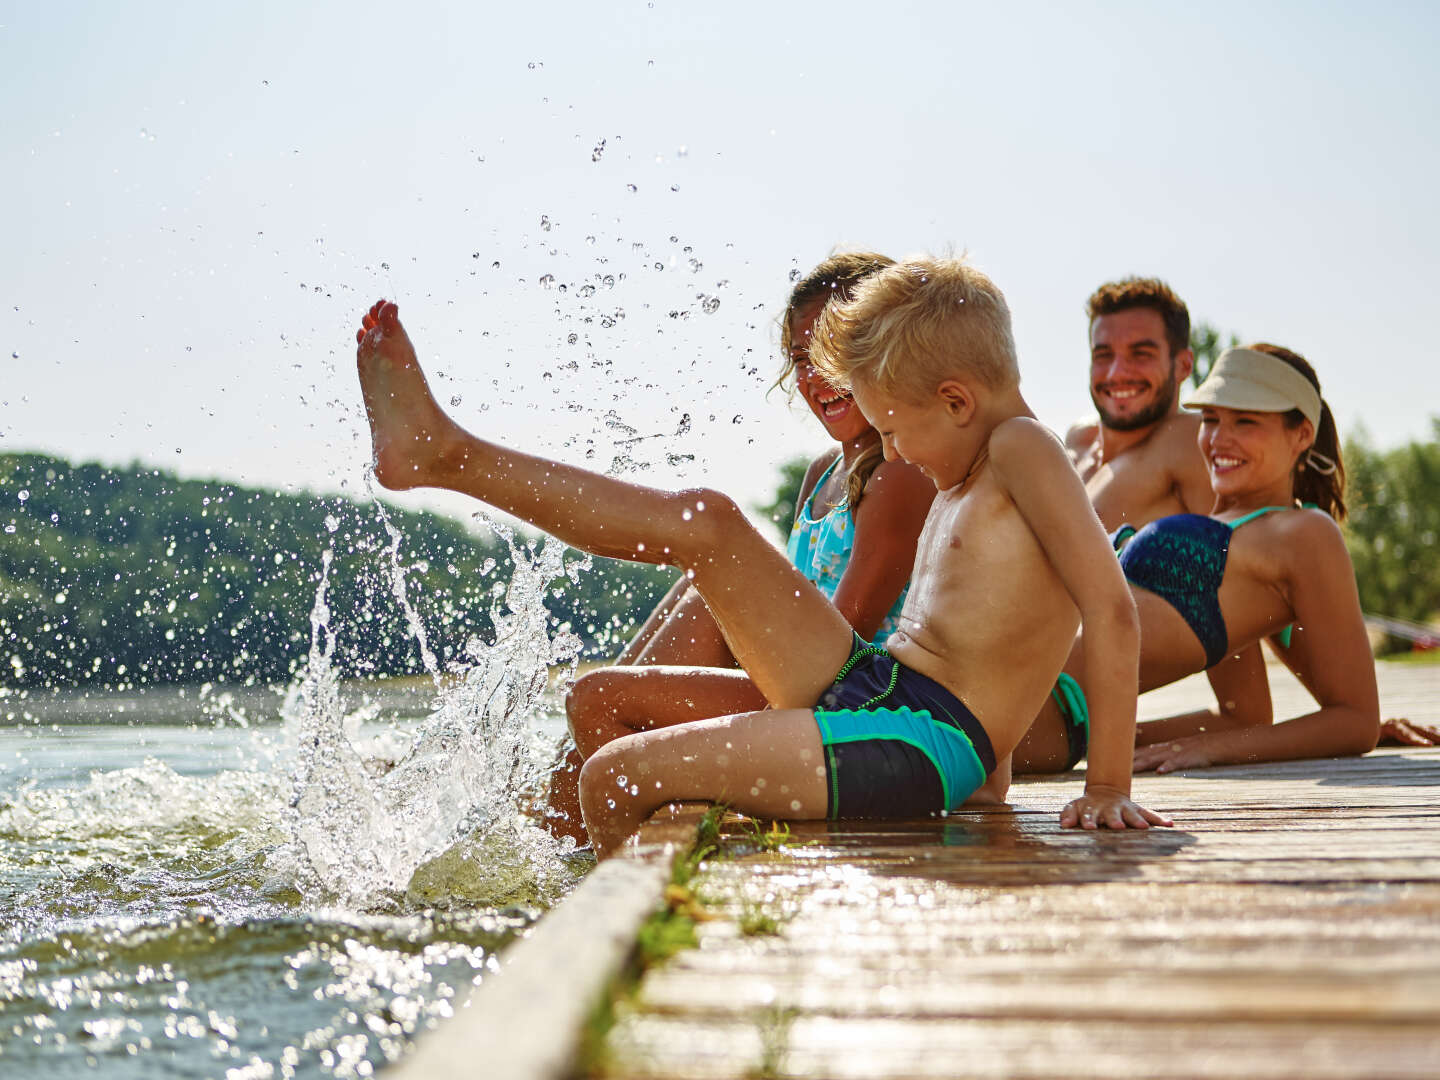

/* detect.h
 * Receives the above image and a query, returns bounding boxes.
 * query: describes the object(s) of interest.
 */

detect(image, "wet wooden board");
[596,664,1440,1080]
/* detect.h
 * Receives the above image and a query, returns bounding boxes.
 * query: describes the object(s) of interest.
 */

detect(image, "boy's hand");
[1061,785,1172,830]
[1132,735,1214,774]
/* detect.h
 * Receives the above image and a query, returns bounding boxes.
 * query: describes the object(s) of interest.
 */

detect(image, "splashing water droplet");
[16,489,28,502]
[789,268,801,282]
[538,274,556,289]
[566,334,578,345]
[491,261,501,269]
[681,509,692,521]
[701,295,720,314]
[579,284,596,298]
[732,415,743,424]
[324,515,340,533]
[626,184,638,193]
[539,215,552,232]
[450,395,463,407]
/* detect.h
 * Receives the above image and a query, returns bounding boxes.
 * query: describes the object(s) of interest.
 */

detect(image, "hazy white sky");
[4,0,1437,526]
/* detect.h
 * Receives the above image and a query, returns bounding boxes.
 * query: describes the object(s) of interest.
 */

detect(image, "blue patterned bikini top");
[1111,506,1295,669]
[786,457,909,645]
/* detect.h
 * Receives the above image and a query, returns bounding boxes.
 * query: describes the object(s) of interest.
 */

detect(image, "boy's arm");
[989,419,1170,829]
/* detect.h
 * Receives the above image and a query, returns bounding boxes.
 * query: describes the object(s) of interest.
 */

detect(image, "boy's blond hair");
[809,256,1019,401]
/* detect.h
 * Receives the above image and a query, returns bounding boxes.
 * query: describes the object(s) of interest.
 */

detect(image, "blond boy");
[355,257,1170,857]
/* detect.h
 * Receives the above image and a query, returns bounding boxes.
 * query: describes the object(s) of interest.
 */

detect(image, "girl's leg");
[357,301,854,706]
[614,576,690,664]
[545,666,767,846]
[629,586,737,668]
[567,666,767,757]
[544,747,589,845]
[577,708,829,858]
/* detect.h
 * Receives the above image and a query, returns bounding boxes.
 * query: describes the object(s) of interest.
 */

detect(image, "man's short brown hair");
[1086,277,1190,357]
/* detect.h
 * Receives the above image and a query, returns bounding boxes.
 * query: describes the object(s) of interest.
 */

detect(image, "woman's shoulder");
[1242,505,1350,567]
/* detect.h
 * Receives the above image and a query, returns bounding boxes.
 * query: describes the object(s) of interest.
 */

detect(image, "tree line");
[0,452,675,689]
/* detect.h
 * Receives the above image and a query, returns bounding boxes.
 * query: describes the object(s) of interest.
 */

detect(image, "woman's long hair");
[1249,342,1346,520]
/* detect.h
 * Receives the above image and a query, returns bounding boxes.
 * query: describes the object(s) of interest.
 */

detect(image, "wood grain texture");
[595,662,1440,1079]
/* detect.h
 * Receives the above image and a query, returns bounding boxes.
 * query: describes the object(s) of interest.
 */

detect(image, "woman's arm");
[1133,519,1379,771]
[827,460,935,640]
[1134,644,1274,746]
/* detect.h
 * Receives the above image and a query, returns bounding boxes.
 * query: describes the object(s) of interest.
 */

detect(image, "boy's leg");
[546,666,768,845]
[577,708,829,858]
[357,301,854,707]
[567,666,767,758]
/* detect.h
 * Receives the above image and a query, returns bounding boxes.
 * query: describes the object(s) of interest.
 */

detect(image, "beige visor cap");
[1181,347,1321,429]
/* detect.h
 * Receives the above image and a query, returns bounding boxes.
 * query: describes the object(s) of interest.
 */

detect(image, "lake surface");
[0,683,585,1079]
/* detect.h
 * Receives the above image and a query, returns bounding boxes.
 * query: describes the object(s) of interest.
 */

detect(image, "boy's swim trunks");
[812,635,995,818]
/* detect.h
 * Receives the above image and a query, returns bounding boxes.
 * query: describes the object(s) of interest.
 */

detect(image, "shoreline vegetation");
[0,451,674,691]
[2,427,1438,693]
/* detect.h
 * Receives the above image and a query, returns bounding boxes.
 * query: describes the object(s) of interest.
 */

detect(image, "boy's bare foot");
[355,300,466,489]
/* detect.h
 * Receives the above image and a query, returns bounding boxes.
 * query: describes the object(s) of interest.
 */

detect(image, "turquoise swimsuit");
[813,634,995,817]
[1056,505,1304,768]
[786,457,909,644]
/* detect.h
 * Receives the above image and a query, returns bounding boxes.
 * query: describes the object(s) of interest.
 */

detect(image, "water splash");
[286,522,585,910]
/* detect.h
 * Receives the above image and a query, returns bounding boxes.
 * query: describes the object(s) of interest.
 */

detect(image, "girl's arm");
[828,460,935,640]
[1133,518,1379,772]
[989,419,1167,829]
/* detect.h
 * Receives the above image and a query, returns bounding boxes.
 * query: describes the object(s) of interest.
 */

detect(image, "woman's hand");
[1132,735,1215,773]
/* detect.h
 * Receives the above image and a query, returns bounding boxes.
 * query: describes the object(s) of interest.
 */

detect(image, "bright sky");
[3,1,1438,527]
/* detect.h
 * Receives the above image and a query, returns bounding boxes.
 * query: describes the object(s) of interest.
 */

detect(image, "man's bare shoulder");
[1152,409,1202,445]
[1064,416,1100,455]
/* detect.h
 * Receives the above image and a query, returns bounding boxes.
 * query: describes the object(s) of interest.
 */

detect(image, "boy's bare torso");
[886,460,1080,760]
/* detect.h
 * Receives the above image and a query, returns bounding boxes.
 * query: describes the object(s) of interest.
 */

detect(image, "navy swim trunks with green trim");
[813,635,996,818]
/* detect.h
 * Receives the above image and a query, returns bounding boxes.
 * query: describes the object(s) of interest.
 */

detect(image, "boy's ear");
[936,379,977,422]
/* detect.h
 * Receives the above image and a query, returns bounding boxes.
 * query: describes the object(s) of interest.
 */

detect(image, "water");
[0,529,592,1078]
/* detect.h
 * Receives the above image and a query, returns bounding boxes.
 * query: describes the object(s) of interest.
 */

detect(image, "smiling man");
[1065,277,1211,526]
[1009,277,1274,774]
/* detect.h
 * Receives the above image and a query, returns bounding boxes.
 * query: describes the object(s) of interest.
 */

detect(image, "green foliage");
[0,452,674,688]
[1343,422,1440,651]
[743,818,793,853]
[738,901,782,937]
[754,455,811,541]
[1188,320,1240,388]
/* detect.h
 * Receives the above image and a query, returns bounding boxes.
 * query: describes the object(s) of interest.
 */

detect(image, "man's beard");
[1094,365,1178,432]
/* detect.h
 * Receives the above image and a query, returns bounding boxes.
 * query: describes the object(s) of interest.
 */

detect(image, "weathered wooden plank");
[593,672,1440,1080]
[603,1014,1440,1080]
[631,968,1440,1022]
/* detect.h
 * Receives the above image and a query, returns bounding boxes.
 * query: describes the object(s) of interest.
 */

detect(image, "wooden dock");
[595,662,1440,1079]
